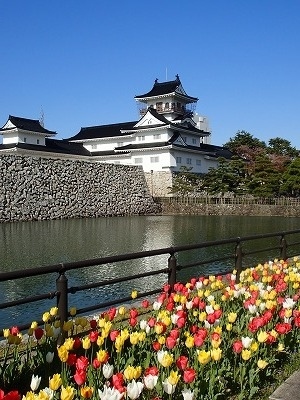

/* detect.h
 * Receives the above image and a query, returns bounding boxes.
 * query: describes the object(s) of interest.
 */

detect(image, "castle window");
[192,138,197,145]
[91,144,97,150]
[37,139,40,144]
[196,159,201,165]
[156,102,163,111]
[134,158,143,164]
[165,102,169,109]
[150,156,159,163]
[186,158,192,165]
[24,137,27,143]
[117,142,123,147]
[137,136,145,141]
[153,134,161,140]
[176,156,182,163]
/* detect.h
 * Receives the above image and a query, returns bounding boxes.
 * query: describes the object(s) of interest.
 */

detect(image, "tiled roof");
[0,139,91,156]
[135,76,198,101]
[0,115,56,135]
[67,121,137,141]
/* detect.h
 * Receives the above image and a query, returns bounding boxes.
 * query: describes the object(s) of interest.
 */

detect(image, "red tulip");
[76,356,89,371]
[89,330,99,342]
[166,335,177,349]
[275,322,292,335]
[183,367,196,383]
[0,390,21,400]
[90,319,97,329]
[34,328,44,341]
[232,340,243,353]
[176,355,188,370]
[144,366,159,376]
[74,368,86,385]
[66,353,77,366]
[110,330,119,341]
[152,341,161,351]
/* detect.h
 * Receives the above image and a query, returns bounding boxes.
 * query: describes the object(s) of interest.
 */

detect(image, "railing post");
[280,234,287,260]
[235,238,243,284]
[168,251,177,292]
[56,268,68,344]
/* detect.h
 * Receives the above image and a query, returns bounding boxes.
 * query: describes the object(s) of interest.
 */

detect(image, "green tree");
[268,137,298,157]
[247,154,282,197]
[202,157,248,196]
[279,157,300,196]
[223,131,266,154]
[170,166,202,196]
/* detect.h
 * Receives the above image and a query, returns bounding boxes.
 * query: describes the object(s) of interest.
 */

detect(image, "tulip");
[162,379,176,395]
[46,352,54,363]
[60,385,75,400]
[183,367,196,383]
[80,386,93,399]
[197,350,211,365]
[241,336,253,349]
[144,374,158,390]
[49,373,62,391]
[98,386,123,400]
[30,375,41,391]
[131,290,138,299]
[182,388,195,400]
[126,379,144,399]
[257,359,268,369]
[69,307,77,316]
[103,362,114,379]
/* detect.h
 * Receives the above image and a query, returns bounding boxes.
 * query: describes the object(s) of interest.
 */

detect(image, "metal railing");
[1,229,300,335]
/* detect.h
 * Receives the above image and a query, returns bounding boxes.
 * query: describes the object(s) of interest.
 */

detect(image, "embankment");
[0,154,160,222]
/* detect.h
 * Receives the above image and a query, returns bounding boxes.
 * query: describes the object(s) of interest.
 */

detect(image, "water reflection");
[1,215,300,327]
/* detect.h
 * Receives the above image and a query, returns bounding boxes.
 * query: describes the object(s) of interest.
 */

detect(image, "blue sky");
[1,1,300,149]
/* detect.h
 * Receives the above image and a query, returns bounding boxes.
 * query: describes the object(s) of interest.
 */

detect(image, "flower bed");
[1,258,300,400]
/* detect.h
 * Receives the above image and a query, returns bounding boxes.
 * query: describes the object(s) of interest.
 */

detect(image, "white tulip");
[182,388,195,400]
[46,352,54,363]
[241,336,253,349]
[30,374,41,391]
[98,386,123,400]
[144,374,158,390]
[162,378,176,395]
[102,362,114,379]
[126,379,144,399]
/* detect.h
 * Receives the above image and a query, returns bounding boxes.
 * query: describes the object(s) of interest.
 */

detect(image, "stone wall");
[0,154,160,222]
[159,201,300,217]
[144,171,173,197]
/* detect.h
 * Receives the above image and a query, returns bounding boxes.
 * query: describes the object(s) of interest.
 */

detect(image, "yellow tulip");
[96,350,109,363]
[63,320,73,332]
[210,347,222,361]
[118,306,126,315]
[50,307,58,316]
[227,312,237,323]
[69,307,77,316]
[257,331,268,343]
[64,338,75,351]
[97,336,104,347]
[226,323,232,331]
[57,345,68,362]
[257,359,268,369]
[197,350,211,365]
[60,385,75,400]
[168,370,180,385]
[158,336,166,345]
[37,390,50,400]
[82,337,91,350]
[42,312,50,323]
[131,290,138,299]
[49,373,62,391]
[31,321,38,329]
[185,336,194,348]
[241,349,251,361]
[3,329,10,338]
[80,387,94,399]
